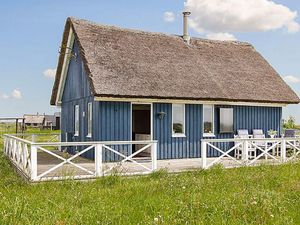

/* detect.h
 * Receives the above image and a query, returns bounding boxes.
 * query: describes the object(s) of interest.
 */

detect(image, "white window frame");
[203,104,215,137]
[87,102,92,137]
[74,105,79,136]
[172,104,186,137]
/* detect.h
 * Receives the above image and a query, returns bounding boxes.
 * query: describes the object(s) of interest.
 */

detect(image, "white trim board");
[56,27,75,106]
[94,97,286,107]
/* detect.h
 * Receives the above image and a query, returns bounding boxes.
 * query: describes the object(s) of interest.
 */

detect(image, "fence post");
[95,144,103,177]
[3,137,7,155]
[281,140,286,162]
[31,134,36,142]
[30,145,38,181]
[242,140,249,163]
[151,142,158,171]
[201,141,207,169]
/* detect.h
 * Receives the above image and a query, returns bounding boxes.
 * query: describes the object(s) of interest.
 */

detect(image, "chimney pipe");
[183,11,191,43]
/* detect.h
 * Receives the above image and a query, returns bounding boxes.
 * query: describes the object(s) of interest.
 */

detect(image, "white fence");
[3,134,158,182]
[201,137,300,169]
[3,134,300,182]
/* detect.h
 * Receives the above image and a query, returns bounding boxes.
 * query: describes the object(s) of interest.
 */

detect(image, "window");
[87,102,92,137]
[203,105,214,136]
[74,105,79,136]
[172,104,185,137]
[219,108,234,133]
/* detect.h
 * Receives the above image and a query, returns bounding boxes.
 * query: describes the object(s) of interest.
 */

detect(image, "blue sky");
[0,0,299,122]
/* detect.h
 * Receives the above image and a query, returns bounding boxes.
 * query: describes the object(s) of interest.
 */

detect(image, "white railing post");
[95,144,103,177]
[242,140,249,163]
[3,137,7,155]
[31,134,36,142]
[201,141,207,169]
[30,145,38,181]
[151,142,157,171]
[281,140,286,162]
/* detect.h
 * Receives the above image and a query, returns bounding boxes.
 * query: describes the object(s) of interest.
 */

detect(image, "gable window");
[172,104,185,137]
[74,105,79,136]
[87,102,92,137]
[203,105,214,137]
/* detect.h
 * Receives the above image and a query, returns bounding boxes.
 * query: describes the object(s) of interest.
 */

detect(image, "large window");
[87,102,92,137]
[203,105,214,136]
[219,108,234,133]
[74,105,79,136]
[172,104,185,136]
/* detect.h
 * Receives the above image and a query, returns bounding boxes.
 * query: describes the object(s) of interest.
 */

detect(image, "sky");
[0,0,299,122]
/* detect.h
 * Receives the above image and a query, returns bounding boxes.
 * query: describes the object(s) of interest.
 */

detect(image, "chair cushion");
[254,134,265,138]
[253,129,264,135]
[285,129,295,138]
[237,130,249,135]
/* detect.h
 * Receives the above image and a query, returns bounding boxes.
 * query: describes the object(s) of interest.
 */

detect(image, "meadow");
[0,127,300,224]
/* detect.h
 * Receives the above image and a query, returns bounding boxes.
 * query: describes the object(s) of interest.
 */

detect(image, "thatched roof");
[50,17,300,105]
[24,115,45,124]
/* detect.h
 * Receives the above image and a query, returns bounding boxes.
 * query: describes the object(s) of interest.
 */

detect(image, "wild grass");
[0,141,299,224]
[0,129,300,224]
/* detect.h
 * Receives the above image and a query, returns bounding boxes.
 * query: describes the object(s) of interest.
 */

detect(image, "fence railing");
[201,137,300,169]
[3,134,158,182]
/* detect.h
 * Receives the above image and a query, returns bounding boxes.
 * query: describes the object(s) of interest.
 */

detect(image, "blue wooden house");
[50,17,299,160]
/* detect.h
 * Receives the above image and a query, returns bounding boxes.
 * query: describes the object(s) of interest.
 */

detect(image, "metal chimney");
[183,10,191,43]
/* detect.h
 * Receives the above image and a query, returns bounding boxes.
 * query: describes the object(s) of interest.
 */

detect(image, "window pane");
[75,105,79,135]
[203,105,213,134]
[172,104,184,134]
[220,108,233,133]
[87,103,92,135]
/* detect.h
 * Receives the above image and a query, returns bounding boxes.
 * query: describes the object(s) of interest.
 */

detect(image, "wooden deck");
[36,150,281,179]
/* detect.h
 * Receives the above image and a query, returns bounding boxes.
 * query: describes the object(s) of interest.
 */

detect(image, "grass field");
[0,128,300,224]
[0,139,300,224]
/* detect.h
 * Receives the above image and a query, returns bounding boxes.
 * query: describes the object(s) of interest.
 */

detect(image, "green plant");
[283,116,297,129]
[267,129,278,136]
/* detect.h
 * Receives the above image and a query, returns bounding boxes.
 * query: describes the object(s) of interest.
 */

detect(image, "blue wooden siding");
[153,103,282,159]
[93,101,131,161]
[207,105,282,157]
[60,39,94,158]
[153,103,202,159]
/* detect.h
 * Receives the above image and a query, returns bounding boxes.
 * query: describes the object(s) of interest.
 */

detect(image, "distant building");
[44,112,61,130]
[24,114,45,128]
[24,113,60,130]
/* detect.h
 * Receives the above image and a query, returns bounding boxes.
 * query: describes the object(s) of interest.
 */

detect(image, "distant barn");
[24,113,61,130]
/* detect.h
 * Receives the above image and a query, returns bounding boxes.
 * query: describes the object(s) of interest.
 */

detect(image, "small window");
[203,105,214,136]
[74,105,79,136]
[172,104,185,137]
[219,108,234,133]
[87,102,92,137]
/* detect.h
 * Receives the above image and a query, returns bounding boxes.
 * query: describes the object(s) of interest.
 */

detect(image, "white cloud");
[0,89,23,100]
[206,32,237,41]
[283,75,300,83]
[186,0,300,37]
[11,89,22,99]
[43,68,56,79]
[1,94,9,99]
[163,11,175,23]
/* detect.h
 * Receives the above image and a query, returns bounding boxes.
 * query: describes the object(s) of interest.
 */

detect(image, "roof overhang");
[94,96,288,107]
[54,26,75,106]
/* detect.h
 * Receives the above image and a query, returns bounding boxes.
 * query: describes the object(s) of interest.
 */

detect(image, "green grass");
[1,129,300,224]
[0,141,299,225]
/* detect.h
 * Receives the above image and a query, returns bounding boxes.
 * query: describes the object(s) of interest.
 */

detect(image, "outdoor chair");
[234,130,256,160]
[284,129,299,156]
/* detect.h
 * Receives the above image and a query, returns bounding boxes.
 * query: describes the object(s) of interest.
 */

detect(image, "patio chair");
[252,129,267,148]
[284,129,299,156]
[234,130,256,160]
